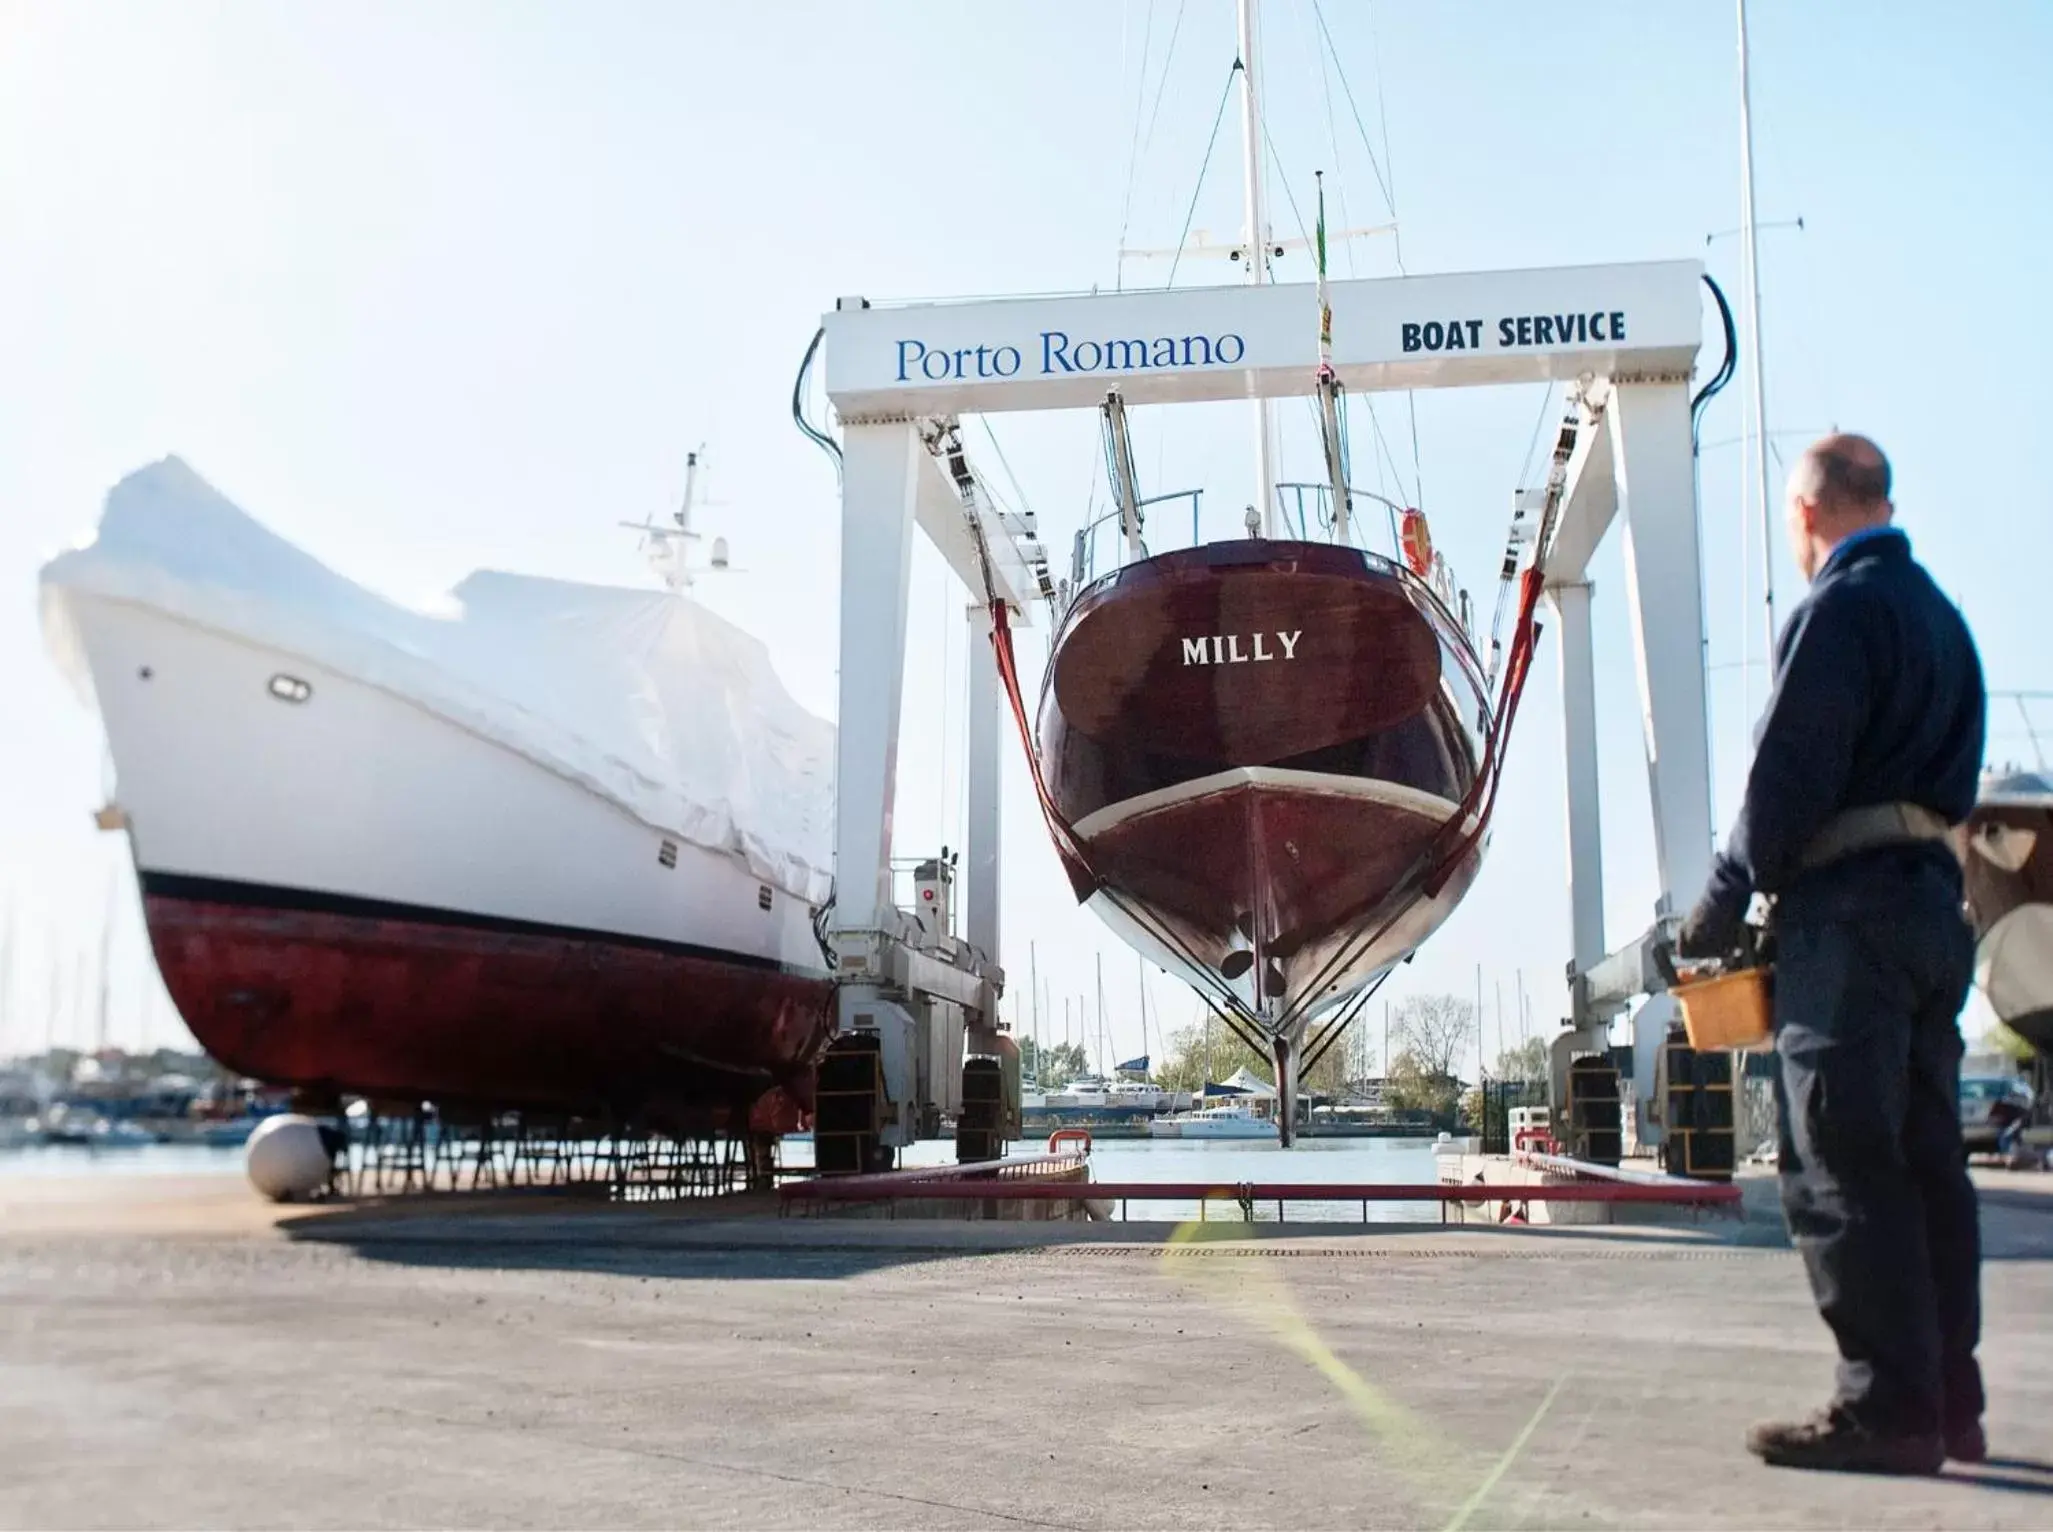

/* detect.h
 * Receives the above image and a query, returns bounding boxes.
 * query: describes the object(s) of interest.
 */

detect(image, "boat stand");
[327,1101,781,1201]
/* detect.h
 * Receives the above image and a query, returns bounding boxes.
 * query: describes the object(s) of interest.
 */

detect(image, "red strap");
[985,604,1097,898]
[1420,563,1544,896]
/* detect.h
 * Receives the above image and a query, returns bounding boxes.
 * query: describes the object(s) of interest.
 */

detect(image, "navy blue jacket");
[1702,528,1985,915]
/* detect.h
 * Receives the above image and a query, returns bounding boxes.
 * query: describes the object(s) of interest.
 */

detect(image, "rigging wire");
[1308,0,1423,505]
[1165,61,1245,289]
[1138,0,1192,172]
[1258,117,1314,252]
[1300,0,1357,279]
[1403,396,1425,511]
[1516,384,1558,493]
[1359,395,1413,508]
[1365,1,1402,260]
[975,416,1033,518]
[1306,0,1395,218]
[1114,0,1161,290]
[1300,967,1394,1077]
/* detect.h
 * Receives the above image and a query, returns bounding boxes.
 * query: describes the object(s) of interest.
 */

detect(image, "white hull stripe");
[1072,766,1469,840]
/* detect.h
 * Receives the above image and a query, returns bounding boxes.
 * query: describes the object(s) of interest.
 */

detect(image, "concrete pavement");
[3,1172,2052,1529]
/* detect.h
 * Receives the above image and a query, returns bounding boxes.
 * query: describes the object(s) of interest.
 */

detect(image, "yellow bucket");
[1673,966,1775,1050]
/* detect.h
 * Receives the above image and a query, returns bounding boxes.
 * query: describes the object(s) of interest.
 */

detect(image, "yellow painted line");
[1159,1220,1573,1528]
[1443,1374,1566,1532]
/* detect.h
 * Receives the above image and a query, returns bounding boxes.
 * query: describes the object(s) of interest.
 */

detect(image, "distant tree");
[1149,1005,1372,1097]
[1392,994,1475,1082]
[1155,1020,1267,1093]
[1020,1038,1091,1087]
[1300,1031,1351,1096]
[1384,1048,1460,1123]
[1493,1037,1549,1083]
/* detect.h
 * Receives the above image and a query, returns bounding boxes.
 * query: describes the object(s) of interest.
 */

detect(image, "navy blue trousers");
[1774,848,1983,1437]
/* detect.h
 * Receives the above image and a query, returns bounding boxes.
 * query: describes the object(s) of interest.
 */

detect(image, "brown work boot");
[1746,1406,1944,1475]
[1946,1418,1988,1464]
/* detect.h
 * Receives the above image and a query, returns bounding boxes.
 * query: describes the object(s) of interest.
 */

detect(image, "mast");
[1029,940,1041,1076]
[1095,953,1107,1071]
[95,869,114,1054]
[1237,0,1276,536]
[1315,172,1350,541]
[679,449,701,546]
[1136,955,1150,1075]
[1736,0,1775,656]
[1477,964,1487,1077]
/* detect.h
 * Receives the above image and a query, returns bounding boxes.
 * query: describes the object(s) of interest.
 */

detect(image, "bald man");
[1679,434,1986,1474]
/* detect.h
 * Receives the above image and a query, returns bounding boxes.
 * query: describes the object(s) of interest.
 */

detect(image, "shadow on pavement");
[271,1187,1811,1280]
[1942,1457,2053,1499]
[1974,1189,2053,1261]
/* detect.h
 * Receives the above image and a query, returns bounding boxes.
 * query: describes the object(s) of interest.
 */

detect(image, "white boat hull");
[62,594,834,1124]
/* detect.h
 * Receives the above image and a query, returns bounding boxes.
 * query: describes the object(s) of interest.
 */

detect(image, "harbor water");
[0,1132,1443,1220]
[782,1134,1445,1222]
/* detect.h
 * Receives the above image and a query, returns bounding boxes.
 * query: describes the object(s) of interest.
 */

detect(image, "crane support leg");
[1613,380,1716,910]
[1552,579,1607,977]
[1609,381,1716,1131]
[831,423,921,1015]
[964,602,1003,1055]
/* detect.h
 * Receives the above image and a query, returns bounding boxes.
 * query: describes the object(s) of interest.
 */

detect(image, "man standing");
[1678,434,1986,1475]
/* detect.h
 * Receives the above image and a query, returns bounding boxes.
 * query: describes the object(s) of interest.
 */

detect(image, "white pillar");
[1610,381,1716,912]
[1549,580,1606,974]
[964,603,1004,1030]
[831,423,922,961]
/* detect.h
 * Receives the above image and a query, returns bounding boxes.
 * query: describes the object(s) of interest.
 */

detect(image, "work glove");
[1676,889,1746,961]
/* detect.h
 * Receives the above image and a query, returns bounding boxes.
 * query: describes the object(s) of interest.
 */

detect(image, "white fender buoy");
[244,1114,334,1202]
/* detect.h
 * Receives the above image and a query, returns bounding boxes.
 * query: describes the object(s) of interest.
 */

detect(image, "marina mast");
[1735,0,1776,657]
[1237,0,1277,536]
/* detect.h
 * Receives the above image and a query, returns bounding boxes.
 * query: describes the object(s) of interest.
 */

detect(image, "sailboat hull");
[1038,541,1488,1022]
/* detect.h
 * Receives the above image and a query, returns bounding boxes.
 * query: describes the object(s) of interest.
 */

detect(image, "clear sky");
[2,1,2048,1072]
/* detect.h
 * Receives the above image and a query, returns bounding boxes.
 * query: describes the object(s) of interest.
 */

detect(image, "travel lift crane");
[815,258,1715,1153]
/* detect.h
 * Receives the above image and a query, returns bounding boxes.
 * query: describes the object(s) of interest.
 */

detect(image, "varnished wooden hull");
[1037,541,1489,1024]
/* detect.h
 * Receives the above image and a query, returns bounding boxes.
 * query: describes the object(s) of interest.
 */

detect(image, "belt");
[1797,801,1957,873]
